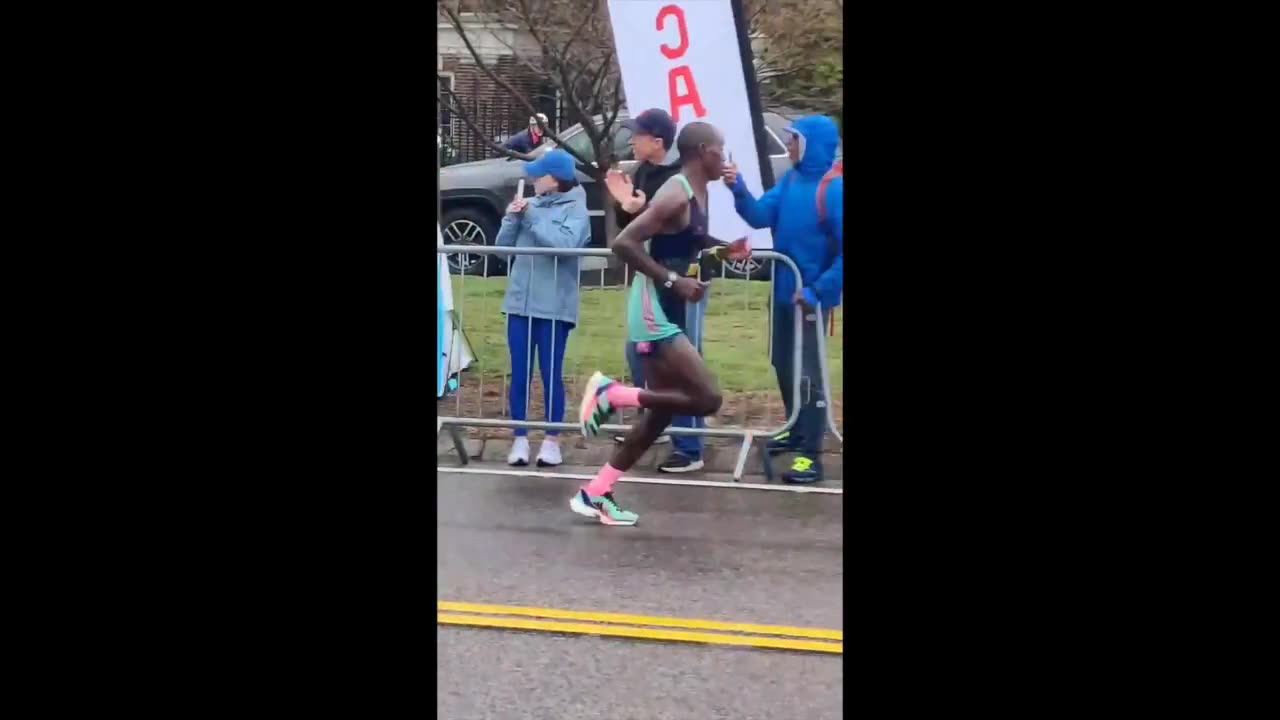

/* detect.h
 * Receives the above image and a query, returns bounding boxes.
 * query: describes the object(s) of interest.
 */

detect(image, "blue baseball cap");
[524,149,578,182]
[622,108,676,150]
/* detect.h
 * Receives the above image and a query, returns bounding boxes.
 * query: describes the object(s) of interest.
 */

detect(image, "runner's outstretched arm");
[729,172,784,229]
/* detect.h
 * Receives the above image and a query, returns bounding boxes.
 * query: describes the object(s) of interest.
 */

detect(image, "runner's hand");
[605,169,635,205]
[621,190,646,214]
[506,198,528,215]
[723,236,751,261]
[673,277,708,303]
[722,161,739,186]
[708,237,751,261]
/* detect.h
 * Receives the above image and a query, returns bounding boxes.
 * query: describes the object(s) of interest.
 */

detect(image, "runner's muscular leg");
[636,335,723,418]
[577,354,672,501]
[609,396,671,470]
[574,338,718,520]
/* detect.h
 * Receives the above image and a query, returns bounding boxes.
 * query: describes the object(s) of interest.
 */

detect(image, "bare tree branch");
[438,83,536,162]
[496,0,609,161]
[749,0,843,117]
[602,74,624,131]
[439,0,631,180]
[564,0,599,57]
[440,4,595,168]
[510,0,601,145]
[481,22,555,82]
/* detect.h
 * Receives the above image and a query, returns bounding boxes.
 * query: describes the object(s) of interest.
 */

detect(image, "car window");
[611,125,634,161]
[559,127,595,162]
[553,123,633,164]
[764,128,787,156]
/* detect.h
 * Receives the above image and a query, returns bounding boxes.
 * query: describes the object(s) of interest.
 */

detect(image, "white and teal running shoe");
[578,371,616,439]
[569,488,639,526]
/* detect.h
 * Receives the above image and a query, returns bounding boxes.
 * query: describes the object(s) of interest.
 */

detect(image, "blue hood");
[728,114,843,309]
[789,115,841,177]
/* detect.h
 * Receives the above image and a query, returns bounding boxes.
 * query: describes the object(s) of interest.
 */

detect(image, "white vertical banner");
[607,0,774,249]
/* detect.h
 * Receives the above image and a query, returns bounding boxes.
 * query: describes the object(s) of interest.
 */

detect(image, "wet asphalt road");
[437,469,844,719]
[438,627,844,720]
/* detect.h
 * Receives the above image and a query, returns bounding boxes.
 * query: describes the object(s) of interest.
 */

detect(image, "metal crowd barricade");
[437,244,840,480]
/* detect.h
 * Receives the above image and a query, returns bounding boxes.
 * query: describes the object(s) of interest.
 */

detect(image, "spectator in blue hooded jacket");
[495,149,590,467]
[724,115,842,484]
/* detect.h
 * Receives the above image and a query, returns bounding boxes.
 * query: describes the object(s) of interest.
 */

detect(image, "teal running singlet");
[625,175,707,346]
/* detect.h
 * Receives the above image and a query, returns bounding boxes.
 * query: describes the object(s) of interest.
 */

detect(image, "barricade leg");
[813,305,843,445]
[760,276,810,481]
[795,311,828,453]
[448,425,469,466]
[733,431,754,482]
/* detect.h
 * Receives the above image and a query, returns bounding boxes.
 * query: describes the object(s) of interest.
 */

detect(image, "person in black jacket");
[604,108,710,473]
[609,109,680,230]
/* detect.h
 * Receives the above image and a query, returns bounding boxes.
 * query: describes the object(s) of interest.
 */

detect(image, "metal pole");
[812,305,843,444]
[729,0,776,191]
[550,256,560,435]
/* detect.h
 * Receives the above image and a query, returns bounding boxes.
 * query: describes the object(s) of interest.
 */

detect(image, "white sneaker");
[536,438,562,467]
[507,437,530,466]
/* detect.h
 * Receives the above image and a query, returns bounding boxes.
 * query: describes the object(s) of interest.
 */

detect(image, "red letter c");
[657,5,689,60]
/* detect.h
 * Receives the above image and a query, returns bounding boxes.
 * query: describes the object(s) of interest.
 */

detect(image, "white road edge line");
[437,466,843,494]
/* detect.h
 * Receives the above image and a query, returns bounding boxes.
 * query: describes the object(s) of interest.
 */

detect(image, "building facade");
[437,15,560,164]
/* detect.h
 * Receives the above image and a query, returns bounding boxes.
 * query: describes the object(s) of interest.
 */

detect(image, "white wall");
[437,15,541,59]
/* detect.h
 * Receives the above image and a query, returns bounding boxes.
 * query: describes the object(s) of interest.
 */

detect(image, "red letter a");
[667,66,706,122]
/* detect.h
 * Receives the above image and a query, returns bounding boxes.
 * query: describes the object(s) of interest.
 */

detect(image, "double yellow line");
[438,601,843,654]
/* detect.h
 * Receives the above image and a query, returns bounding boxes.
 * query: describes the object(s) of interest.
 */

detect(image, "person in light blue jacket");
[725,115,843,484]
[495,149,590,467]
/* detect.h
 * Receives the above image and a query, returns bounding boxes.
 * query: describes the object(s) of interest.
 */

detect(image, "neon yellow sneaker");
[781,455,823,484]
[767,430,802,456]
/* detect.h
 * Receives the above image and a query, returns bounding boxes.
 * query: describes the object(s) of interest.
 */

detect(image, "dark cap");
[622,108,676,150]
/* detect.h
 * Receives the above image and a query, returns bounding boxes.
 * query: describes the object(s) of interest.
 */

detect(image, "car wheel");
[441,207,504,276]
[719,256,773,281]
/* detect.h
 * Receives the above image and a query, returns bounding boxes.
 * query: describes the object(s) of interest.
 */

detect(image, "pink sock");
[606,384,642,409]
[584,463,624,496]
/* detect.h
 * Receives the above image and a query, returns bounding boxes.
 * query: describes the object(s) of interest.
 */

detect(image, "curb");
[437,435,843,479]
